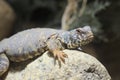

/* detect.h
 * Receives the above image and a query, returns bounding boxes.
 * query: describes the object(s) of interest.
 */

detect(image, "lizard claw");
[57,52,65,63]
[53,50,68,67]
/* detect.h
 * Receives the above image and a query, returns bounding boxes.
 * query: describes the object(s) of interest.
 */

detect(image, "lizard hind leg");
[0,53,9,76]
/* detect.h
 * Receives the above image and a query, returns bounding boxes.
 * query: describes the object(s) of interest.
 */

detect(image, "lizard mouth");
[88,35,94,41]
[87,34,94,43]
[80,34,94,46]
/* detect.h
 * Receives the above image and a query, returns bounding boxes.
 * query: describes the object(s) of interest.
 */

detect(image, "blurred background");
[0,0,120,79]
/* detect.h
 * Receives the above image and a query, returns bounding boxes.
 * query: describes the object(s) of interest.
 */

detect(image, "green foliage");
[69,0,110,41]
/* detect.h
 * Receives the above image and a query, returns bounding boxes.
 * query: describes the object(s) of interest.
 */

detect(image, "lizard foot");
[53,50,68,67]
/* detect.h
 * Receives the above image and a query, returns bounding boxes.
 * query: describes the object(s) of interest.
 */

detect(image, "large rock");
[4,50,111,80]
[0,0,16,40]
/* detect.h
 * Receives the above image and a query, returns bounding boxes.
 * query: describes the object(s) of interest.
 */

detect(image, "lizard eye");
[76,29,81,33]
[76,29,85,34]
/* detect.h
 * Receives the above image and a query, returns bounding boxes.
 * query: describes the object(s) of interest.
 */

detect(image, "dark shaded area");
[5,0,66,33]
[30,7,55,25]
[96,1,120,80]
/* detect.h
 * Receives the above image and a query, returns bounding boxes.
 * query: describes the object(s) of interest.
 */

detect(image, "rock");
[4,50,111,80]
[0,0,16,40]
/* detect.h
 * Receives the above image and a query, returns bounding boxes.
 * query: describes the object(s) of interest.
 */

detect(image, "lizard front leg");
[46,35,68,66]
[52,49,68,64]
[0,53,9,76]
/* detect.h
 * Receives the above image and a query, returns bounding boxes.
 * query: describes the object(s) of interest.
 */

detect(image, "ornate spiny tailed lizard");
[0,26,93,76]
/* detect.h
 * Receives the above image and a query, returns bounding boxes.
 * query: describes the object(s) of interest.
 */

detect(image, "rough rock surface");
[0,0,16,40]
[4,50,111,80]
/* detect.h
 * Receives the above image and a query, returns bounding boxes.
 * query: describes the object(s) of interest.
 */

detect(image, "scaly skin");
[0,26,93,76]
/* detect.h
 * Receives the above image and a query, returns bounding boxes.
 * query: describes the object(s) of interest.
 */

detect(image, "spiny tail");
[0,53,9,76]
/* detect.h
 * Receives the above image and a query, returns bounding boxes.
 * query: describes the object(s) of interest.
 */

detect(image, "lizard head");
[68,26,94,48]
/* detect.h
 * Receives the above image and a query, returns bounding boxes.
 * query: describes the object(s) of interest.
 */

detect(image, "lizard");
[0,26,93,76]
